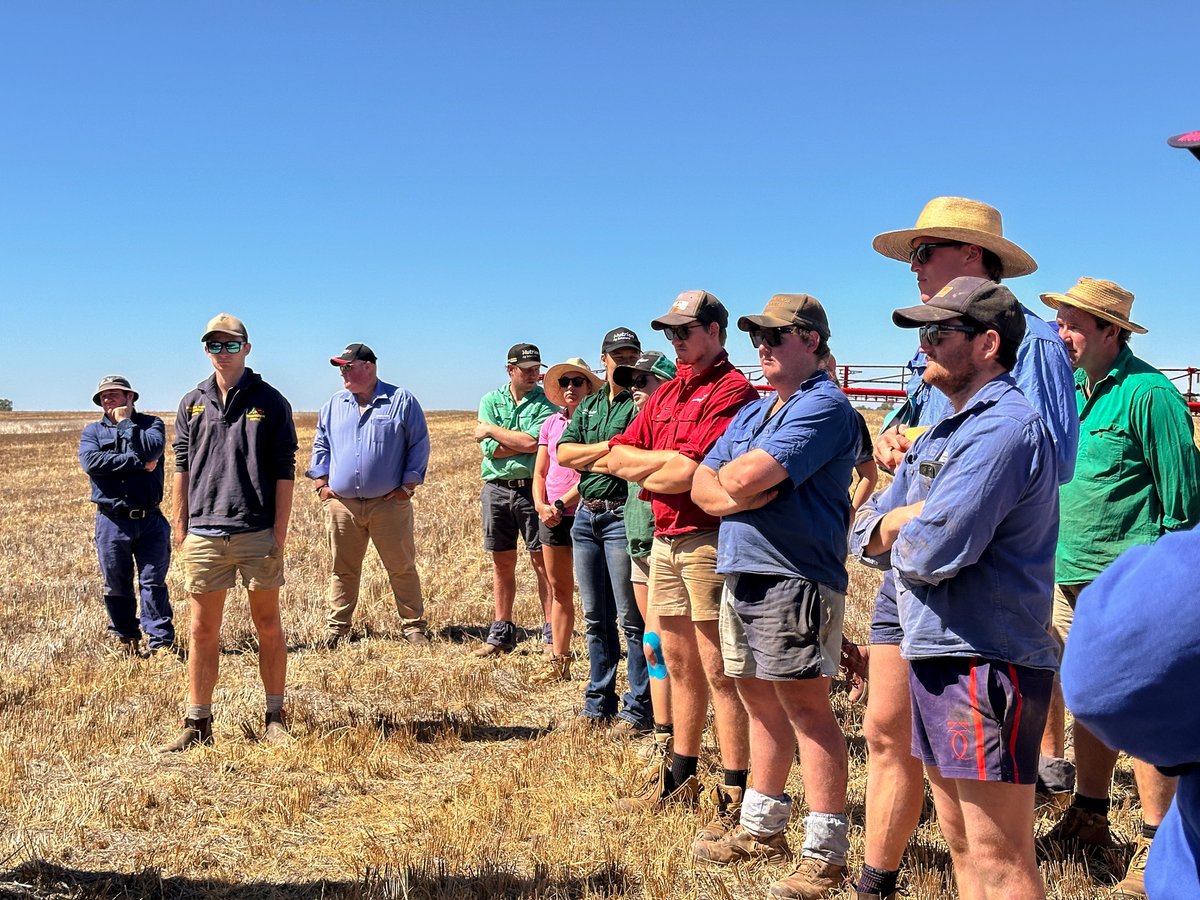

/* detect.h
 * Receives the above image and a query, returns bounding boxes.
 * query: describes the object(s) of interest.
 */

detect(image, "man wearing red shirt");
[608,290,761,847]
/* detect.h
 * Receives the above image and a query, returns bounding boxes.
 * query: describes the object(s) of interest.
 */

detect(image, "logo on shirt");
[247,408,266,421]
[188,404,205,417]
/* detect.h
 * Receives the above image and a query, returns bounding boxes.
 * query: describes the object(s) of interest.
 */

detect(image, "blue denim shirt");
[703,371,859,591]
[307,380,430,499]
[852,375,1060,670]
[883,306,1079,484]
[79,412,166,513]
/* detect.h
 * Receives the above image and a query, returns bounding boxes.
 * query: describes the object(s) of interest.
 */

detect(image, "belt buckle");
[128,509,147,520]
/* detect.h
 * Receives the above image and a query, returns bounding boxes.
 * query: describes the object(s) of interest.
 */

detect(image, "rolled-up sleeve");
[1135,386,1200,532]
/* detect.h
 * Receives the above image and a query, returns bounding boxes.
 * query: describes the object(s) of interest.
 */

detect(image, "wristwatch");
[554,499,566,512]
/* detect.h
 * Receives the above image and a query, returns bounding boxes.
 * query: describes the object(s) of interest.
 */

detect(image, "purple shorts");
[909,657,1053,784]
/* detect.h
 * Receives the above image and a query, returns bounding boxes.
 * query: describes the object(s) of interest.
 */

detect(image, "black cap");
[892,276,1026,346]
[602,327,641,354]
[330,343,377,366]
[506,343,543,368]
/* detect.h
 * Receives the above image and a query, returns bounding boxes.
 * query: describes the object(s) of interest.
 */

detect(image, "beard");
[924,356,979,399]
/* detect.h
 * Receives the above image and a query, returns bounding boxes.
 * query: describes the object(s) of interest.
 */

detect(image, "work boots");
[157,716,213,753]
[531,654,571,684]
[692,823,791,866]
[693,784,745,849]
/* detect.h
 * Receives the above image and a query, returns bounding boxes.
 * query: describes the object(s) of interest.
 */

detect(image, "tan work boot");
[263,711,291,747]
[1039,803,1113,855]
[693,823,791,866]
[157,716,213,753]
[531,654,571,684]
[1108,833,1151,898]
[636,730,673,764]
[615,754,700,812]
[768,855,847,899]
[694,784,744,845]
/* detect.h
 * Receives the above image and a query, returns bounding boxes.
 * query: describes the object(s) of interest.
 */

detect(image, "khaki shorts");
[180,529,285,593]
[1052,582,1088,642]
[630,555,650,586]
[647,532,723,622]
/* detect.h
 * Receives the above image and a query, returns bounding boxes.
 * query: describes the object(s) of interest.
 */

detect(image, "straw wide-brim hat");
[1040,277,1147,334]
[543,358,603,407]
[872,196,1038,279]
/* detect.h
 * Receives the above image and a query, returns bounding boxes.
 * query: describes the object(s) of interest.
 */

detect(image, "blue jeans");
[94,510,175,648]
[572,504,650,727]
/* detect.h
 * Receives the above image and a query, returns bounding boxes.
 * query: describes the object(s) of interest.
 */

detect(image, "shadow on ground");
[0,860,633,899]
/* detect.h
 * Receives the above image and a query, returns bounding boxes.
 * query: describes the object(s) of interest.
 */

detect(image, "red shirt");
[610,351,759,536]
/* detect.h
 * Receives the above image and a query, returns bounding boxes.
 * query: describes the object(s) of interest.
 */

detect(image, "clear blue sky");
[3,2,1198,412]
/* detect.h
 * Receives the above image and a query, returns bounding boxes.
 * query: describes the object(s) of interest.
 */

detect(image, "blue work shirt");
[307,380,430,499]
[883,305,1079,484]
[703,371,859,592]
[79,412,166,513]
[853,375,1060,670]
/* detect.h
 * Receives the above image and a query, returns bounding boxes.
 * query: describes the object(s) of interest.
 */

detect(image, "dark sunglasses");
[664,322,706,341]
[918,323,980,346]
[205,340,244,354]
[339,362,368,374]
[630,373,656,389]
[557,376,588,388]
[748,326,805,349]
[908,241,963,265]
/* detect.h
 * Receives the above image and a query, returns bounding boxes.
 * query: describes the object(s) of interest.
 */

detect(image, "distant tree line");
[0,399,12,412]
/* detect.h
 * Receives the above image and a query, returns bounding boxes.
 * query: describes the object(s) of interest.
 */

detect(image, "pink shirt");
[539,411,579,513]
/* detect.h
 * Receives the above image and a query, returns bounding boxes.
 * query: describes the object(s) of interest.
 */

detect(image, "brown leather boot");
[530,654,570,684]
[157,716,213,753]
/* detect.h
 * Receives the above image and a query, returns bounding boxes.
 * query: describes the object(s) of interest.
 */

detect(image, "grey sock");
[186,704,212,721]
[266,694,285,715]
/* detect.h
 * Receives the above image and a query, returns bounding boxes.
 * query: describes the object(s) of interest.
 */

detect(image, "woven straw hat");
[543,358,603,407]
[1040,277,1146,334]
[872,196,1038,278]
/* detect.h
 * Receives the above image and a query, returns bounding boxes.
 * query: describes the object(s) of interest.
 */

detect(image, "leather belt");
[103,508,154,520]
[492,478,530,489]
[582,498,624,513]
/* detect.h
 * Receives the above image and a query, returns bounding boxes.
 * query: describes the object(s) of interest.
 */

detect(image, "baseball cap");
[92,375,139,406]
[507,343,543,368]
[737,293,831,340]
[892,276,1025,345]
[612,351,678,388]
[651,290,729,331]
[202,313,248,342]
[330,343,377,366]
[602,326,641,354]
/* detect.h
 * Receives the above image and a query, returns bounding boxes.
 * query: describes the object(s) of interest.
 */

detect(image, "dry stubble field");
[0,409,1145,899]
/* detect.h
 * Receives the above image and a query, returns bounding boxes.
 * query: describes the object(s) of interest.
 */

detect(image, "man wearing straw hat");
[558,327,653,733]
[79,375,174,657]
[1038,278,1200,898]
[850,197,1079,900]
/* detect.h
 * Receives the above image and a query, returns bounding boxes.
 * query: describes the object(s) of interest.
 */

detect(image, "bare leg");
[927,767,1045,900]
[528,548,551,627]
[248,587,286,696]
[862,644,925,870]
[187,590,227,705]
[1040,624,1066,759]
[1133,760,1178,826]
[695,619,749,770]
[635,581,671,725]
[776,677,847,814]
[735,677,795,794]
[1073,719,1120,799]
[543,544,575,656]
[659,614,707,757]
[490,550,516,622]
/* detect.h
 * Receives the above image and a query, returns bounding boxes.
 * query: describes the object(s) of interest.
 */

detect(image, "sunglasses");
[908,241,963,265]
[557,375,589,388]
[205,340,244,354]
[918,323,980,346]
[339,362,368,374]
[630,373,656,389]
[748,326,806,349]
[664,322,707,341]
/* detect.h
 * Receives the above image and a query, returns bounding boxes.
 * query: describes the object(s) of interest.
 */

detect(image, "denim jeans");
[94,510,175,648]
[572,504,650,727]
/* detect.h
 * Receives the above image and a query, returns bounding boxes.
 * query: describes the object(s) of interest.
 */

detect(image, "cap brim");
[736,313,793,331]
[604,341,641,352]
[871,227,1038,279]
[891,303,961,328]
[651,313,699,329]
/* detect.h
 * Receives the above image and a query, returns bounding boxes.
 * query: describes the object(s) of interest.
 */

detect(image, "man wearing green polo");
[1039,278,1200,899]
[473,343,558,657]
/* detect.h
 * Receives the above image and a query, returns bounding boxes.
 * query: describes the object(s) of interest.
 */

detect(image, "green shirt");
[559,386,637,500]
[478,383,557,482]
[625,478,654,558]
[1057,347,1200,584]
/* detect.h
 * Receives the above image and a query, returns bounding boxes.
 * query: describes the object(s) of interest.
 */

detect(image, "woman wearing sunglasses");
[531,358,602,682]
[611,351,678,761]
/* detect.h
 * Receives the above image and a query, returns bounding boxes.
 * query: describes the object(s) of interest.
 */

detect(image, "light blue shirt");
[853,375,1061,670]
[307,380,429,499]
[883,305,1079,484]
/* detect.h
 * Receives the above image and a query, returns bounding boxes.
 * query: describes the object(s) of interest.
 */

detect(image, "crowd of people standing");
[78,195,1200,899]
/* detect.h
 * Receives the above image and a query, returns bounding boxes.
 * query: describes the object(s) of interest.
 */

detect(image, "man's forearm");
[172,471,189,544]
[642,453,699,495]
[557,441,610,470]
[607,445,677,482]
[490,426,538,453]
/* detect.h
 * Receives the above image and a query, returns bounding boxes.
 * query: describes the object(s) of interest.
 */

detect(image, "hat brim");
[1039,293,1147,334]
[651,312,701,329]
[93,387,139,406]
[543,364,603,406]
[872,227,1038,279]
[891,304,962,329]
[736,313,794,331]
